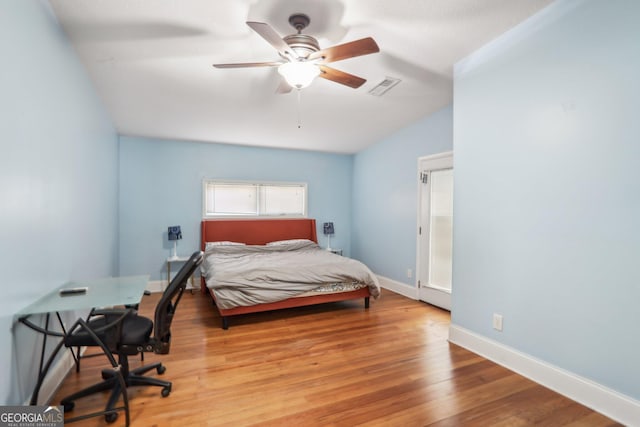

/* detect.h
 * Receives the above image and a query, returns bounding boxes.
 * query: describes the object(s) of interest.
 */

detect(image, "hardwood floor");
[51,289,621,426]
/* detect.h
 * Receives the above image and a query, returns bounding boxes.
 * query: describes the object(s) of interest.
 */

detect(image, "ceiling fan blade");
[318,65,367,89]
[213,61,283,69]
[309,37,379,64]
[246,21,298,60]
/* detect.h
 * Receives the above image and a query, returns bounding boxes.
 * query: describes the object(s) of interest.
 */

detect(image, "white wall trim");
[449,324,640,426]
[147,279,198,294]
[146,279,165,293]
[376,275,418,300]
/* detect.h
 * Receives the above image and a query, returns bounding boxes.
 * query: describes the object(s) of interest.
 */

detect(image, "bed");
[200,218,380,329]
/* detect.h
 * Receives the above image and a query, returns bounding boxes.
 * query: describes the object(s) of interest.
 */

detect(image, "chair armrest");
[76,308,136,337]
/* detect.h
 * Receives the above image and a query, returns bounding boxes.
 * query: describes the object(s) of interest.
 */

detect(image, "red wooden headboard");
[201,219,318,249]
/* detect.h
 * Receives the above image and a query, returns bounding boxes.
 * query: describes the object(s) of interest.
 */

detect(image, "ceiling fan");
[213,13,380,92]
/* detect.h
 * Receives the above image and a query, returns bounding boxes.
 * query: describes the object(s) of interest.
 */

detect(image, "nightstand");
[166,256,197,293]
[328,248,343,256]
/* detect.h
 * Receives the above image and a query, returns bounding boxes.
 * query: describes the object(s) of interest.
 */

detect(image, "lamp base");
[170,241,178,260]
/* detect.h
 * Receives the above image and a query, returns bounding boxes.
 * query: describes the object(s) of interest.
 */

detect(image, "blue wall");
[0,0,118,404]
[352,107,453,285]
[119,136,353,281]
[452,0,640,400]
[10,0,637,412]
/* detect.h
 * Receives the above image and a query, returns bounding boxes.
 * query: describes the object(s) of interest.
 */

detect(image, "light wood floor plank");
[51,289,621,426]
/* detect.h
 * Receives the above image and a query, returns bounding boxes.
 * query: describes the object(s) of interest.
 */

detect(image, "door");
[417,152,453,310]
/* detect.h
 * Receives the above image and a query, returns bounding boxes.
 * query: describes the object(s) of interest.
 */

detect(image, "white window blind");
[204,180,307,217]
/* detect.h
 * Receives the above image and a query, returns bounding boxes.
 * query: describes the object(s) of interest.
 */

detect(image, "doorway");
[417,152,453,310]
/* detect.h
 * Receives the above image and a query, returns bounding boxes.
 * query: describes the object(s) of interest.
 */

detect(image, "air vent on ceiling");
[368,77,401,96]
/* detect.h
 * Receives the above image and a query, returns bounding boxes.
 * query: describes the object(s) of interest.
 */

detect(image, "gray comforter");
[201,240,380,309]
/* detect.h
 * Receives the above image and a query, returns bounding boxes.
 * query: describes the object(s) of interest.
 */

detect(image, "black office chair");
[73,289,153,374]
[61,251,204,424]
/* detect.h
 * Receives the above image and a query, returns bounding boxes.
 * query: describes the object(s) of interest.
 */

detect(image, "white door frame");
[416,151,453,310]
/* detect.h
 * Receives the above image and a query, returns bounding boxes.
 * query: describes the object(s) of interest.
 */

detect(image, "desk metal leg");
[31,340,66,405]
[21,313,80,405]
[56,312,80,371]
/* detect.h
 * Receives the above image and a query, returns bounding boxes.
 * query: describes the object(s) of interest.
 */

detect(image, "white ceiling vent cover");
[368,77,401,96]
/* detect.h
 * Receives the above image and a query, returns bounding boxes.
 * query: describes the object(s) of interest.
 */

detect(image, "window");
[203,180,307,218]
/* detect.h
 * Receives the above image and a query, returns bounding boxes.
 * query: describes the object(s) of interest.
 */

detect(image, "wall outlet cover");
[493,313,503,331]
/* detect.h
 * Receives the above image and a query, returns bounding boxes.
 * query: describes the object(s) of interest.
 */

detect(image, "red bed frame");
[200,218,371,329]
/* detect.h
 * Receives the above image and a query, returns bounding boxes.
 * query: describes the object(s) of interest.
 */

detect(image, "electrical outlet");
[407,269,412,279]
[492,313,503,331]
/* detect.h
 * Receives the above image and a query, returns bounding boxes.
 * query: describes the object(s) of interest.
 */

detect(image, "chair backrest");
[153,251,203,354]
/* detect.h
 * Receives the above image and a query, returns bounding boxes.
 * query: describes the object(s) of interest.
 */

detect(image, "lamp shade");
[278,61,321,89]
[168,226,182,241]
[323,222,334,235]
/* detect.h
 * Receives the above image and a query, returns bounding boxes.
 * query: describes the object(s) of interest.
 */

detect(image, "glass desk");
[16,275,149,406]
[17,275,149,317]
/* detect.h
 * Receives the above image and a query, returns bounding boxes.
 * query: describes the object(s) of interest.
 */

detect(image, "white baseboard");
[146,279,164,293]
[376,275,418,300]
[146,279,199,294]
[25,347,82,406]
[449,324,640,426]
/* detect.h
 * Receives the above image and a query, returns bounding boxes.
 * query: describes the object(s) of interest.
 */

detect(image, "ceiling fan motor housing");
[283,34,320,59]
[281,14,319,59]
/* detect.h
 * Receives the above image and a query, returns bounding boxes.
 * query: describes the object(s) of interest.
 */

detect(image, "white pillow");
[266,239,313,246]
[205,241,246,250]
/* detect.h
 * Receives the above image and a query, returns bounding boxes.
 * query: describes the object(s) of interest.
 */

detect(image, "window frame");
[202,179,308,219]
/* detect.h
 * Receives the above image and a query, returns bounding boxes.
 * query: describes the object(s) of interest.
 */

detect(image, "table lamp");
[168,226,182,259]
[323,222,334,251]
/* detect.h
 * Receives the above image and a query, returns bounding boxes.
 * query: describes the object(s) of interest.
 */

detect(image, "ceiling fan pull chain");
[297,89,302,129]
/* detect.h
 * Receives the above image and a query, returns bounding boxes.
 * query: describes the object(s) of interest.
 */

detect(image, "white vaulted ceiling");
[48,0,554,153]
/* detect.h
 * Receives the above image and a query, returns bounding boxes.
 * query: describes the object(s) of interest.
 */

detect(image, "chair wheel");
[161,386,171,397]
[157,365,166,375]
[62,401,74,412]
[105,411,118,423]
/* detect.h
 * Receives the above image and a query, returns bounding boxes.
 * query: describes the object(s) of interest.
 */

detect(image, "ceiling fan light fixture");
[213,16,379,91]
[278,61,320,89]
